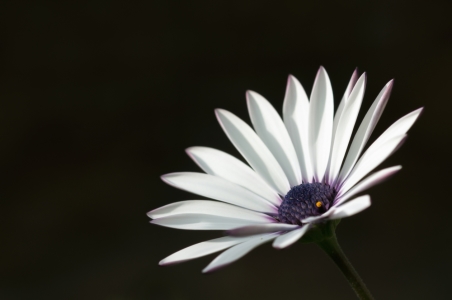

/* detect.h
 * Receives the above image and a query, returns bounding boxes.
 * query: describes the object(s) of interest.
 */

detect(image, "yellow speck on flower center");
[315,201,322,208]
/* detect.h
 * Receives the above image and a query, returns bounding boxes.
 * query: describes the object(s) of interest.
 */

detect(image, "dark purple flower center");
[278,182,337,225]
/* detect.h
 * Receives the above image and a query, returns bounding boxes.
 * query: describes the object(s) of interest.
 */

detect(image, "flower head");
[149,67,422,273]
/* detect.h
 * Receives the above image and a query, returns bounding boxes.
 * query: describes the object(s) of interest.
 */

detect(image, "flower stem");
[316,230,375,300]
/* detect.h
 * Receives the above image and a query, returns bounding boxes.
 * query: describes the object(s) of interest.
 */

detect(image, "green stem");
[317,230,375,300]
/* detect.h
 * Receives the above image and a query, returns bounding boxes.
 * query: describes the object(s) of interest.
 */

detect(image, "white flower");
[148,67,422,273]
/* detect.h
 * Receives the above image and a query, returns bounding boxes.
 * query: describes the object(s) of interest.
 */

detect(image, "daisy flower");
[148,67,422,277]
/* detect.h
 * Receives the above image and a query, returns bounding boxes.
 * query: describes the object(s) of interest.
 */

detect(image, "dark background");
[0,1,451,299]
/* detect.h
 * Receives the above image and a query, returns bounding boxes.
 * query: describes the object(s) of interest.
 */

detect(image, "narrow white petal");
[301,210,334,223]
[354,108,423,161]
[186,147,281,206]
[159,236,255,265]
[148,200,275,223]
[282,75,313,182]
[338,80,393,183]
[247,91,302,187]
[162,172,277,214]
[328,195,371,220]
[202,233,279,273]
[309,67,334,182]
[327,73,366,184]
[151,214,269,230]
[227,223,298,237]
[332,69,359,140]
[216,109,291,195]
[335,166,401,206]
[272,224,311,249]
[339,135,407,194]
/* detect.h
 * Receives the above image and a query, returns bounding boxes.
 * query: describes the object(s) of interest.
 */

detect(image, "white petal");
[247,91,302,187]
[216,109,291,195]
[227,223,298,237]
[162,172,277,214]
[339,135,407,194]
[148,200,275,223]
[308,67,334,182]
[326,73,366,184]
[301,210,334,223]
[332,69,359,141]
[151,214,268,230]
[355,108,423,161]
[283,75,313,182]
[202,233,279,273]
[186,147,281,206]
[272,224,311,249]
[159,236,255,265]
[335,166,401,206]
[327,195,371,220]
[338,80,393,183]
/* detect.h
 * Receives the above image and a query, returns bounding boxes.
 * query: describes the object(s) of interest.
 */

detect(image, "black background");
[1,1,451,299]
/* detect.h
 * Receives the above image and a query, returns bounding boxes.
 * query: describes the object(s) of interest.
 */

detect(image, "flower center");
[278,182,337,225]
